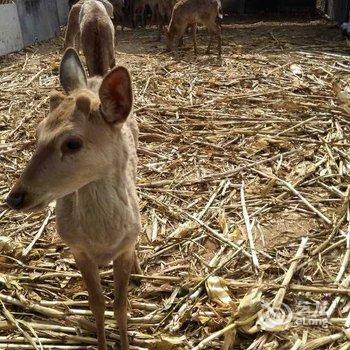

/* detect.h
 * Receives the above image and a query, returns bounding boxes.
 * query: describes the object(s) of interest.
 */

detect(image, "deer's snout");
[6,190,27,210]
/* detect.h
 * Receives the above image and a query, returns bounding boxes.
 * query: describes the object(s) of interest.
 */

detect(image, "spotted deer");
[6,48,141,350]
[65,0,115,76]
[166,0,223,57]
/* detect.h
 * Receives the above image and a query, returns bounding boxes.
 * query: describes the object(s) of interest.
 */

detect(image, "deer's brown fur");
[166,0,222,56]
[152,0,177,40]
[131,0,175,38]
[65,2,82,50]
[6,49,140,350]
[65,0,115,76]
[65,0,114,50]
[80,0,116,76]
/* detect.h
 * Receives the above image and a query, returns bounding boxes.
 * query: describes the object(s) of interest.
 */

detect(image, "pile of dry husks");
[1,18,350,349]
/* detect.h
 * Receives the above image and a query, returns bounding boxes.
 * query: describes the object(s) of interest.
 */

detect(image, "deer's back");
[79,0,115,76]
[80,0,112,27]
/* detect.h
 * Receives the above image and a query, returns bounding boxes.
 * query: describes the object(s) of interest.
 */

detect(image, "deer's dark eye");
[62,137,83,154]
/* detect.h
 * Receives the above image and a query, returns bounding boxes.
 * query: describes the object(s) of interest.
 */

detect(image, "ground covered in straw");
[1,15,350,349]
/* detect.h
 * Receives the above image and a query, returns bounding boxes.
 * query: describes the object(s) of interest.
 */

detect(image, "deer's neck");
[56,169,139,264]
[55,125,140,260]
[74,170,129,217]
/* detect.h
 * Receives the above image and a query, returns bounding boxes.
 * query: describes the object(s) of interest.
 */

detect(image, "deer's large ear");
[59,48,87,93]
[99,66,133,124]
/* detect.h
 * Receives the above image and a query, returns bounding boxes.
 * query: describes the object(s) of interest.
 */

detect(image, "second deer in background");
[155,0,177,40]
[166,0,223,57]
[65,0,115,76]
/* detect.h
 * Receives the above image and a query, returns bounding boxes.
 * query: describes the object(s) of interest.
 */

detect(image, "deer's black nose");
[6,191,26,210]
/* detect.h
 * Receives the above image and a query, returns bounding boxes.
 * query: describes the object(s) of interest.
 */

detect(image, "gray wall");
[0,3,23,55]
[16,0,60,46]
[0,0,69,56]
[56,0,70,25]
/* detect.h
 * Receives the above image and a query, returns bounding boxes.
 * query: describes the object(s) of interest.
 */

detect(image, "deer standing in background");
[6,48,141,350]
[65,0,114,50]
[65,0,85,50]
[65,0,115,76]
[131,0,176,38]
[80,0,116,76]
[154,0,176,40]
[166,0,223,57]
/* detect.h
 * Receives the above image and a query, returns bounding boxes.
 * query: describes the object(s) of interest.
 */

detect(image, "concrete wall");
[56,0,70,25]
[0,3,23,56]
[16,0,60,46]
[0,0,69,56]
[223,0,317,14]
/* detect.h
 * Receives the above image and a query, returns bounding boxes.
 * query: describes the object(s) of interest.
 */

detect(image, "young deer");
[6,48,141,350]
[166,0,223,57]
[153,0,177,41]
[65,0,114,50]
[65,0,115,76]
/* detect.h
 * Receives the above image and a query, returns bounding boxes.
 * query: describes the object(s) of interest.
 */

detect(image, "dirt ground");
[1,15,350,349]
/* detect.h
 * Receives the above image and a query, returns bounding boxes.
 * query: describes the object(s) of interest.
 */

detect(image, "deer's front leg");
[113,249,134,350]
[74,252,107,350]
